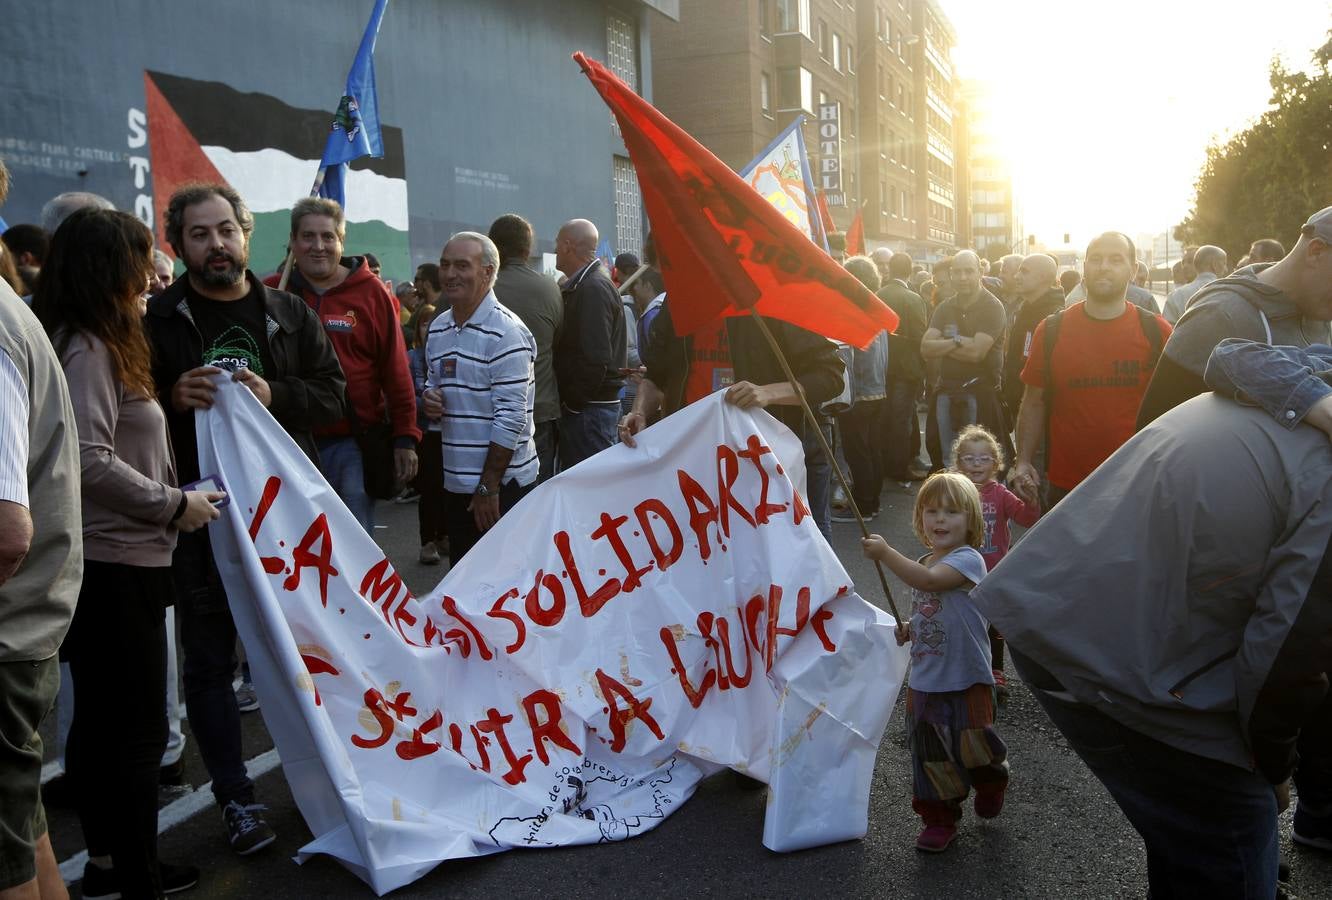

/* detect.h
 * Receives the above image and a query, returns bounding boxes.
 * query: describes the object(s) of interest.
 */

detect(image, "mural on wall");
[143,70,409,278]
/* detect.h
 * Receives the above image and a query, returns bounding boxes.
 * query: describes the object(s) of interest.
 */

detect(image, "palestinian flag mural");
[144,70,408,278]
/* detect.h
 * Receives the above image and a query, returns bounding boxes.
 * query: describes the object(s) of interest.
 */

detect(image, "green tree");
[1176,29,1332,260]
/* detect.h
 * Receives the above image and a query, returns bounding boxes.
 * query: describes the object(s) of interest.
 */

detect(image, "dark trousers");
[1296,690,1332,812]
[925,387,944,471]
[414,431,446,546]
[443,479,535,566]
[1015,651,1278,898]
[172,532,252,808]
[838,398,885,515]
[882,378,922,479]
[65,560,171,898]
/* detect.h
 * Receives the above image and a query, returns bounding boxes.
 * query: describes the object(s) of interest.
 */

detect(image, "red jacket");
[265,257,420,444]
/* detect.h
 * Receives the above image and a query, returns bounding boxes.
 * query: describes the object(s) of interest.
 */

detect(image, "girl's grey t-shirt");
[907,546,993,692]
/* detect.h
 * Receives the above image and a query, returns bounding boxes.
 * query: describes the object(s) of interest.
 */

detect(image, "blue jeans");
[934,390,978,463]
[801,420,833,542]
[1014,651,1278,898]
[316,436,374,532]
[558,402,619,471]
[882,378,923,479]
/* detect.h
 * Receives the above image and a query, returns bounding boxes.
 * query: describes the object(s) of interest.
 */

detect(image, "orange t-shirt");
[1020,303,1171,490]
[683,323,734,405]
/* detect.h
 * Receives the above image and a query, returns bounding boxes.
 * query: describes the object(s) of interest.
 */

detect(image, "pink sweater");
[978,480,1039,572]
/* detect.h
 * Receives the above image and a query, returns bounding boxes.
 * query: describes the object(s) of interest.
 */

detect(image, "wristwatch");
[475,482,493,497]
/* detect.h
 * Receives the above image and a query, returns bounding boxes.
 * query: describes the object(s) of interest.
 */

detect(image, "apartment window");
[877,123,887,158]
[877,64,885,98]
[832,33,842,71]
[777,66,813,112]
[761,72,773,116]
[817,19,829,57]
[613,155,642,257]
[898,83,907,109]
[888,185,897,217]
[846,41,854,73]
[758,0,770,36]
[606,13,638,90]
[887,127,896,161]
[886,73,895,105]
[776,0,811,37]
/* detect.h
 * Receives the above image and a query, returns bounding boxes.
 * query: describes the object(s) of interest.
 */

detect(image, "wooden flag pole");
[276,167,330,292]
[615,264,649,296]
[746,309,903,625]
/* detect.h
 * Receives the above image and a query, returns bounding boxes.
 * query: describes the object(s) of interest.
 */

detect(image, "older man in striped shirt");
[422,231,538,566]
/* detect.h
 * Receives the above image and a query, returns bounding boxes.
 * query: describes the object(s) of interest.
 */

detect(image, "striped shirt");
[0,349,29,506]
[425,290,538,493]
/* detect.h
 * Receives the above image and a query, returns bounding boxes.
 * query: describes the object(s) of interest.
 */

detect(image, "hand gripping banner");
[198,380,907,894]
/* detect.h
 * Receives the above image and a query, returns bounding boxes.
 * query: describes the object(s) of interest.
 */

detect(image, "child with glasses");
[952,424,1039,698]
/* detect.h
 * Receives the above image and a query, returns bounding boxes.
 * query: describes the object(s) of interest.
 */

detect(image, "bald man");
[920,250,1010,458]
[1163,244,1228,324]
[553,218,626,470]
[1000,254,1064,422]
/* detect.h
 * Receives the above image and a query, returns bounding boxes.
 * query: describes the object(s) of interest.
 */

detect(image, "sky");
[946,0,1331,248]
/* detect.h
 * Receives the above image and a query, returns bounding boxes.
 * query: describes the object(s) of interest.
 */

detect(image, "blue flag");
[318,0,388,209]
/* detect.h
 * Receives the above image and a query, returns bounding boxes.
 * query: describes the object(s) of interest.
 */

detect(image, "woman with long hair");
[33,207,221,899]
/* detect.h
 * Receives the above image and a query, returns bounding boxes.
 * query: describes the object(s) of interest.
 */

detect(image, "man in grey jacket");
[973,390,1332,897]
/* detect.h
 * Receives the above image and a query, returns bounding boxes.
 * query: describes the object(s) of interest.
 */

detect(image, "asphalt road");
[41,479,1332,899]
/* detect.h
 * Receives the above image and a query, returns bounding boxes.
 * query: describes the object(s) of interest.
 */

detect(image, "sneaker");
[830,510,859,523]
[393,487,419,504]
[419,542,441,565]
[223,801,276,856]
[915,823,958,852]
[82,859,200,898]
[974,786,1006,819]
[1293,802,1332,851]
[234,681,260,713]
[993,669,1009,702]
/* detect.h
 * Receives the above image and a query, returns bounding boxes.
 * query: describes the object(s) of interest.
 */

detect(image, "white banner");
[198,381,906,895]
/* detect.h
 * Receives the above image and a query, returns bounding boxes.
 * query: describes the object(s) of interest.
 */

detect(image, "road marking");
[57,748,283,885]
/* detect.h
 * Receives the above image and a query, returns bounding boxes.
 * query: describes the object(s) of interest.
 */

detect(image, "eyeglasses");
[959,455,994,466]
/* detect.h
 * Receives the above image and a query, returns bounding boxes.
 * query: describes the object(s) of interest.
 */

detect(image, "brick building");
[653,0,964,262]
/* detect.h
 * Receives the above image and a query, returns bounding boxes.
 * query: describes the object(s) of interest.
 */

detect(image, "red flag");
[814,190,837,241]
[574,53,896,349]
[845,205,865,257]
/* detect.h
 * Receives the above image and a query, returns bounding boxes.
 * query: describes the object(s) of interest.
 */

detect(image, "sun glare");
[947,0,1330,248]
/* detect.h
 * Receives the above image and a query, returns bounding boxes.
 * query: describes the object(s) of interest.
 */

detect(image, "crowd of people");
[2,146,1331,899]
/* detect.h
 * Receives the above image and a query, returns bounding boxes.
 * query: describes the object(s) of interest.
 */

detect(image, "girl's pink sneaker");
[915,823,958,852]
